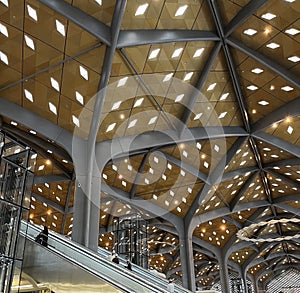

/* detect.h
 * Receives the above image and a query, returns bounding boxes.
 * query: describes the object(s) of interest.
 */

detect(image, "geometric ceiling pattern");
[1,0,300,291]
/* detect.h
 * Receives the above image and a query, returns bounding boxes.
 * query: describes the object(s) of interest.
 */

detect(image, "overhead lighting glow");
[50,77,60,92]
[285,28,300,35]
[148,48,160,59]
[251,68,263,74]
[243,28,257,36]
[75,91,84,105]
[0,50,8,65]
[261,13,276,20]
[266,42,280,49]
[193,48,204,58]
[175,5,188,16]
[258,100,269,106]
[135,3,149,16]
[0,0,8,7]
[288,55,300,62]
[106,122,116,132]
[171,47,183,58]
[183,72,193,81]
[27,5,38,21]
[72,115,80,127]
[24,35,35,50]
[207,83,216,91]
[0,23,8,37]
[79,65,89,80]
[24,89,33,102]
[117,76,128,87]
[55,19,65,36]
[48,102,57,115]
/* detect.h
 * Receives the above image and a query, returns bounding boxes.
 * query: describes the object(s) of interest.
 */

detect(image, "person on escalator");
[125,260,132,271]
[166,279,174,293]
[112,253,120,264]
[35,226,48,247]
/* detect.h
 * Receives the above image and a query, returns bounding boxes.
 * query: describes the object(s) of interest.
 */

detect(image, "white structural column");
[241,269,249,293]
[218,252,231,293]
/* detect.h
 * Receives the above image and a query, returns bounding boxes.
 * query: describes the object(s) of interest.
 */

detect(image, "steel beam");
[33,175,71,185]
[32,192,64,214]
[61,177,74,234]
[37,0,111,45]
[117,30,219,48]
[227,38,300,89]
[224,0,269,37]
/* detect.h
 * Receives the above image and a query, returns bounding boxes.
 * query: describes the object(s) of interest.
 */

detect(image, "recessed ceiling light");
[24,35,35,50]
[148,116,157,125]
[75,91,84,105]
[196,142,201,150]
[72,115,80,127]
[0,23,8,37]
[128,119,137,128]
[243,28,257,36]
[281,86,294,92]
[288,56,300,62]
[220,93,229,100]
[175,94,184,102]
[11,121,17,126]
[171,47,183,58]
[117,76,128,87]
[55,19,65,36]
[247,85,258,90]
[207,83,216,91]
[287,126,293,134]
[134,97,144,107]
[50,77,60,92]
[94,0,102,5]
[79,65,88,80]
[27,5,38,21]
[251,68,264,74]
[266,42,280,49]
[0,0,8,7]
[184,72,193,81]
[194,113,202,120]
[38,165,44,171]
[175,5,188,16]
[163,73,173,82]
[285,28,300,35]
[218,112,227,119]
[29,130,36,135]
[148,48,160,59]
[106,123,116,132]
[48,102,57,115]
[261,13,276,20]
[135,3,149,16]
[24,89,33,102]
[111,100,121,110]
[258,100,269,106]
[193,48,204,58]
[0,50,8,65]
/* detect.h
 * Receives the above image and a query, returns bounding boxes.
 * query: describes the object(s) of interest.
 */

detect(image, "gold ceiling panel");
[72,0,115,26]
[269,164,300,184]
[62,213,73,236]
[265,116,300,148]
[217,0,250,26]
[34,157,63,176]
[0,0,24,29]
[268,173,299,199]
[229,247,255,266]
[0,77,22,103]
[230,208,257,225]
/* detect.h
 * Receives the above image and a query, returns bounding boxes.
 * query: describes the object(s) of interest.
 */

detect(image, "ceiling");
[0,0,300,290]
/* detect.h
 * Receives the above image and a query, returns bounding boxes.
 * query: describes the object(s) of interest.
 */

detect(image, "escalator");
[19,222,192,293]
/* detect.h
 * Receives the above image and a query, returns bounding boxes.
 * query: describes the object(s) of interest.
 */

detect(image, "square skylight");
[247,85,258,90]
[0,23,8,37]
[72,115,80,127]
[266,42,280,49]
[149,48,160,59]
[285,28,300,35]
[75,91,84,105]
[55,19,65,36]
[48,102,57,115]
[79,65,89,80]
[135,3,149,16]
[163,73,173,82]
[106,122,116,132]
[175,94,184,102]
[193,48,204,58]
[281,85,293,92]
[0,0,8,7]
[171,47,183,58]
[261,13,276,20]
[117,76,128,87]
[0,51,8,65]
[24,35,35,50]
[134,97,144,107]
[148,116,157,125]
[220,93,229,100]
[288,56,300,62]
[243,28,257,36]
[24,89,33,102]
[251,68,264,74]
[207,83,218,92]
[183,72,193,81]
[128,119,137,128]
[50,77,60,91]
[27,5,38,21]
[258,100,269,106]
[175,5,188,16]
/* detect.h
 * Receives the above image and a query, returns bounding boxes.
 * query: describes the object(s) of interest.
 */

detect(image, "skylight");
[0,51,8,65]
[288,56,300,62]
[287,126,293,134]
[218,112,227,119]
[135,3,149,16]
[251,68,263,74]
[175,94,184,102]
[266,42,280,49]
[183,72,193,81]
[258,100,269,106]
[75,91,84,105]
[247,85,258,90]
[243,29,257,36]
[79,65,89,80]
[149,48,160,59]
[48,102,57,115]
[194,113,202,120]
[261,13,276,20]
[281,86,294,92]
[172,47,183,58]
[24,35,35,50]
[72,115,80,127]
[163,73,173,82]
[128,119,137,128]
[207,83,216,91]
[285,28,300,35]
[148,116,157,125]
[134,97,144,107]
[27,5,38,21]
[175,5,188,16]
[50,77,60,92]
[106,123,116,132]
[0,0,8,7]
[24,89,33,102]
[112,101,121,110]
[220,93,229,100]
[95,0,102,5]
[55,19,65,36]
[0,23,8,37]
[117,76,128,87]
[193,48,204,58]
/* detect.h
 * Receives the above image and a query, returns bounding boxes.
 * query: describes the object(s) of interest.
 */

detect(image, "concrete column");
[72,180,100,251]
[218,253,230,293]
[241,270,249,293]
[178,230,196,292]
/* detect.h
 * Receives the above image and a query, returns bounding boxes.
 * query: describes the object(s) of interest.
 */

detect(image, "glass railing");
[20,222,167,293]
